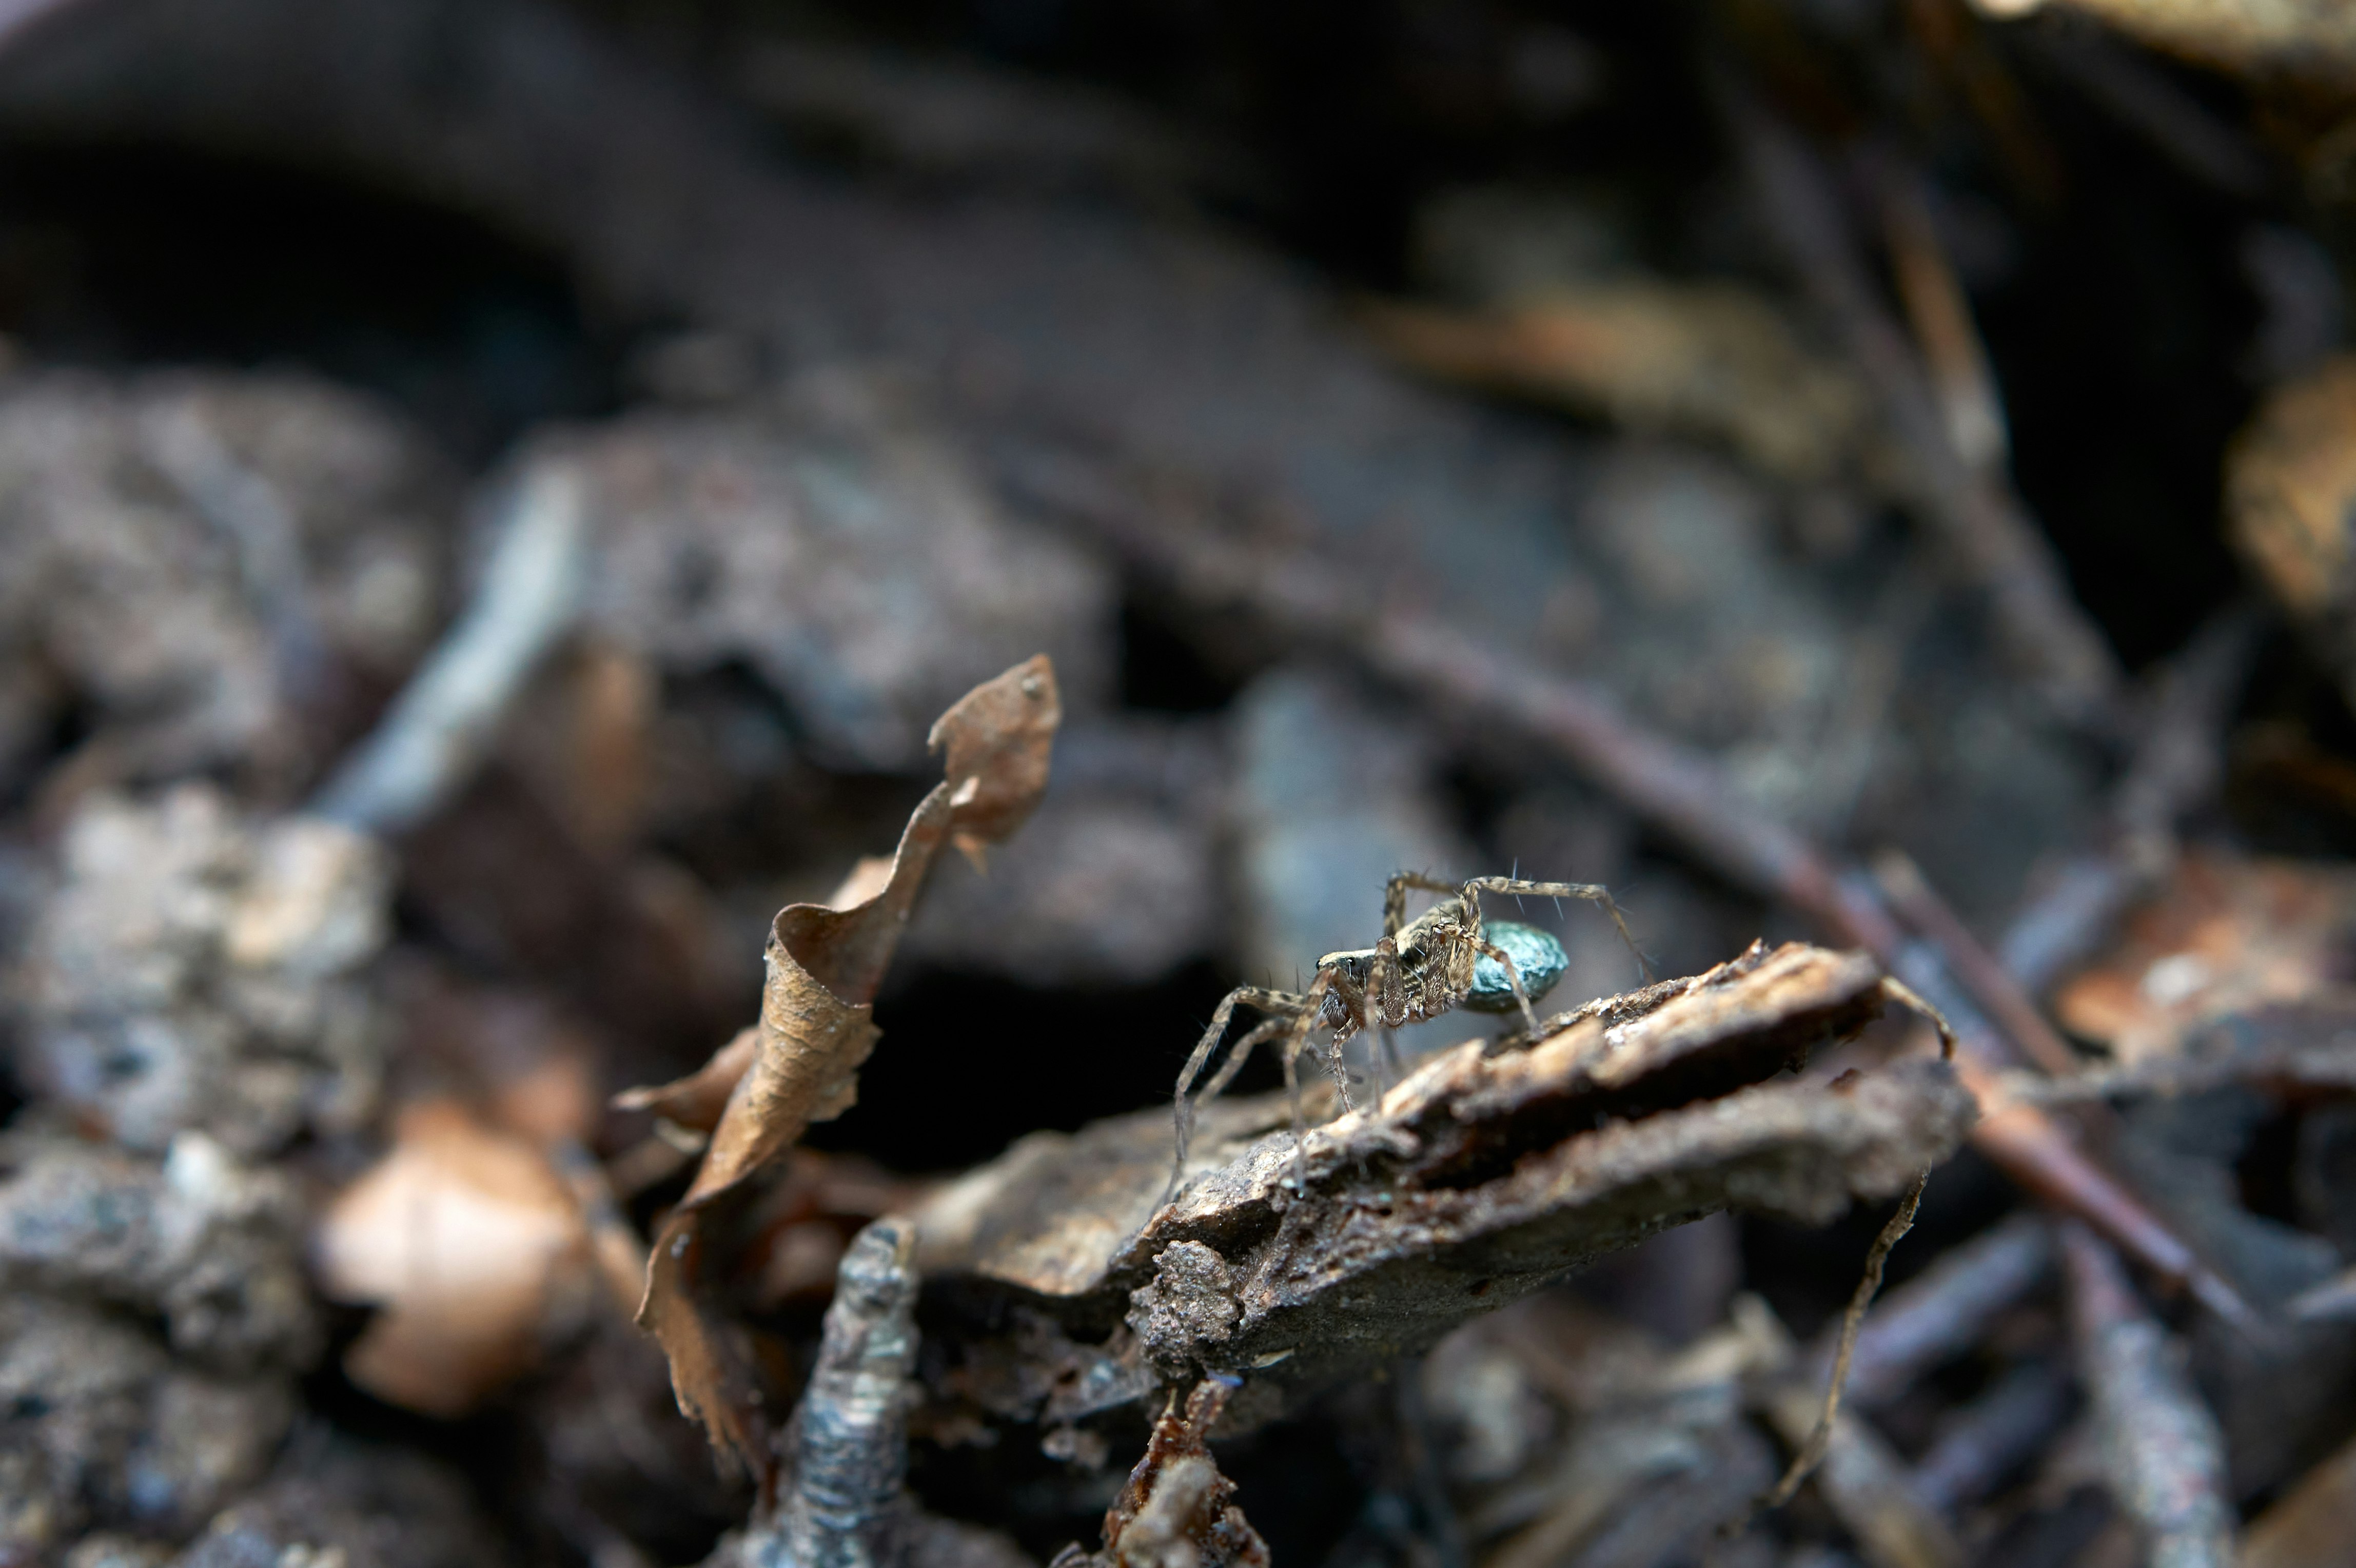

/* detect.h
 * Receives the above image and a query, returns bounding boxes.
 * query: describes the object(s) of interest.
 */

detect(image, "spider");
[1166,873,1648,1198]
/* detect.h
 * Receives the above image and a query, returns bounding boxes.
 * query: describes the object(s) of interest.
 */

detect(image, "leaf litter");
[627,654,1064,1475]
[8,4,2356,1565]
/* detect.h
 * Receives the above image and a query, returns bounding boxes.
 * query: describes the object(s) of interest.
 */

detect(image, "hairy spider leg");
[1196,1014,1290,1103]
[1473,937,1542,1036]
[1369,933,1407,1029]
[1373,1029,1405,1104]
[1169,984,1313,1201]
[1266,966,1341,1192]
[1160,1012,1296,1204]
[1461,876,1652,984]
[1383,871,1462,936]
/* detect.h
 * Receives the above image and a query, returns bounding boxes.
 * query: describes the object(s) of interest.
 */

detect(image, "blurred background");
[4,2,2356,1566]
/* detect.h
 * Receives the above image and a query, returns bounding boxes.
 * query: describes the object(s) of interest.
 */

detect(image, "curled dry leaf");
[2052,849,2356,1065]
[313,1099,595,1418]
[918,940,1977,1432]
[626,655,1062,1473]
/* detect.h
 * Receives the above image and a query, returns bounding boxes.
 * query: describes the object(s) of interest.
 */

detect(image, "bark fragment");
[918,940,1977,1431]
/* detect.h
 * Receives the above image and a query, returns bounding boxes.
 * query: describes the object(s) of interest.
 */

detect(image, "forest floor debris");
[0,2,2354,1567]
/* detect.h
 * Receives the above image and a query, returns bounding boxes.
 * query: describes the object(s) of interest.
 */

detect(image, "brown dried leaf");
[918,942,1977,1430]
[313,1099,594,1418]
[632,655,1062,1473]
[2052,850,2356,1064]
[614,1026,758,1134]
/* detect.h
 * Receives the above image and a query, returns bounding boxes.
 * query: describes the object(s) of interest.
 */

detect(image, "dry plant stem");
[547,1135,655,1315]
[2058,1221,2236,1568]
[1827,1211,2054,1409]
[2289,1267,2356,1322]
[1030,461,2254,1330]
[1875,850,2080,1074]
[1715,70,2123,722]
[1757,1382,1964,1568]
[1760,1169,1929,1512]
[311,463,590,835]
[777,1218,920,1568]
[2111,604,2265,845]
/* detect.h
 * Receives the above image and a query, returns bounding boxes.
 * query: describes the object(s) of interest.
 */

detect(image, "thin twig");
[1910,1360,2074,1516]
[1877,161,2009,476]
[2019,21,2271,199]
[1876,850,2080,1074]
[310,464,589,835]
[1760,1170,1929,1511]
[1826,1211,2055,1410]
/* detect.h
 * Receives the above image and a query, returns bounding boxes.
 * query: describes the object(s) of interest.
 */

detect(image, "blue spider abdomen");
[1465,921,1570,1012]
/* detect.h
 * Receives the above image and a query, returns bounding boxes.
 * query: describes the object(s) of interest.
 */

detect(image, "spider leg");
[1464,876,1652,984]
[1476,938,1542,1037]
[1198,1014,1292,1105]
[1375,1028,1404,1105]
[1383,871,1460,937]
[1279,968,1337,1193]
[1169,985,1311,1203]
[1163,1014,1295,1207]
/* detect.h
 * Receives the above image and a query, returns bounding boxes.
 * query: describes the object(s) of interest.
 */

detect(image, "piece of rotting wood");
[917,940,1977,1432]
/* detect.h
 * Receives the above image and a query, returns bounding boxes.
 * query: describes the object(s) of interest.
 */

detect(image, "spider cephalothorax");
[1166,873,1646,1199]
